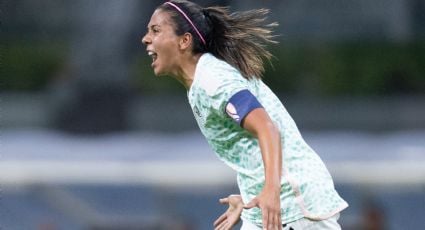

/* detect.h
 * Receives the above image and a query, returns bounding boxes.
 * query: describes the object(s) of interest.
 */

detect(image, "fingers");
[215,218,230,230]
[277,213,282,230]
[213,213,227,227]
[263,208,282,230]
[238,197,283,230]
[262,209,269,230]
[268,211,275,230]
[219,197,229,204]
[272,212,280,230]
[268,211,274,230]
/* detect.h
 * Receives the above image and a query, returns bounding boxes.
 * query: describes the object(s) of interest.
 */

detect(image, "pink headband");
[165,1,206,45]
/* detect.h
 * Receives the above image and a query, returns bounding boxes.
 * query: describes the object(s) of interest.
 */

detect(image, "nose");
[142,33,151,45]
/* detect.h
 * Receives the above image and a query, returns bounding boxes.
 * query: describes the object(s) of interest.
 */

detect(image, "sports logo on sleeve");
[226,102,240,122]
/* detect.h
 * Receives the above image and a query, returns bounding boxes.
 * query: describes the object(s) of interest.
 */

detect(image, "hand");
[214,194,244,230]
[244,187,282,230]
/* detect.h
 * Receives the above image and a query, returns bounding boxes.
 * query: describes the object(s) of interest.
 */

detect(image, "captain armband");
[225,89,263,126]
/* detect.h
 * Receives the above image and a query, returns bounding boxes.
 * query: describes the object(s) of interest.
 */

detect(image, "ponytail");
[159,0,278,79]
[203,7,278,79]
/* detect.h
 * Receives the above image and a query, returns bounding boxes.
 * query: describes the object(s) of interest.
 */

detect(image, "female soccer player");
[142,1,348,229]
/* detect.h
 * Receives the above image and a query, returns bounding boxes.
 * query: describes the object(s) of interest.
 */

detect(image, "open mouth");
[147,51,158,65]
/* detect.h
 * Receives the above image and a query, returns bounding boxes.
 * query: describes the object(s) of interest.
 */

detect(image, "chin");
[153,67,162,76]
[154,67,171,77]
[152,65,161,76]
[154,69,167,77]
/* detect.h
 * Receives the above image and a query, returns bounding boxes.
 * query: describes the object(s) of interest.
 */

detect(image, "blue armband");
[225,89,263,125]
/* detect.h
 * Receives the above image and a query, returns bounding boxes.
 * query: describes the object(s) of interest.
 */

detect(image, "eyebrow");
[147,24,160,30]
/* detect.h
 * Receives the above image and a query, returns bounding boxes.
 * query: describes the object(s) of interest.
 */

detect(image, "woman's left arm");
[242,107,282,230]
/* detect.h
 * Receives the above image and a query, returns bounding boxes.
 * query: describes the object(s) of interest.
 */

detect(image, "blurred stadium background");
[1,0,425,229]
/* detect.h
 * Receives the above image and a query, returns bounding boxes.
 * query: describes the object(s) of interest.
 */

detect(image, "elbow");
[269,122,281,139]
[263,121,280,140]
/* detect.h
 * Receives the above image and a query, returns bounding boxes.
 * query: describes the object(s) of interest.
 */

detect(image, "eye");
[152,26,160,33]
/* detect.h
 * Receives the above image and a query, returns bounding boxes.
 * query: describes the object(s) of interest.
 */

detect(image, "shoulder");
[195,53,247,96]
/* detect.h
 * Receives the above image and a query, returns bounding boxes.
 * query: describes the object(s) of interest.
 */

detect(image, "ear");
[179,32,193,51]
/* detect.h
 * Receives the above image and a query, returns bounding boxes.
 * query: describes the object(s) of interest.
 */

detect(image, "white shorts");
[241,213,341,230]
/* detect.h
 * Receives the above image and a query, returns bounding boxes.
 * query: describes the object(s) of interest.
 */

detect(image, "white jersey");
[187,53,348,226]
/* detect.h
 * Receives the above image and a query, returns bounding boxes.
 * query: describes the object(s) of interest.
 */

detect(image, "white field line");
[0,160,424,187]
[0,161,235,187]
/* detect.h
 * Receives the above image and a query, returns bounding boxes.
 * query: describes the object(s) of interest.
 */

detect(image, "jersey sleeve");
[198,64,245,107]
[225,89,263,125]
[197,63,262,124]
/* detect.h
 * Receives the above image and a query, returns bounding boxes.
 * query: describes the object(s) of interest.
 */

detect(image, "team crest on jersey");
[226,102,240,122]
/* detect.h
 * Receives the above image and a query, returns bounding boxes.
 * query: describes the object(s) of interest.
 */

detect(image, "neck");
[172,53,203,90]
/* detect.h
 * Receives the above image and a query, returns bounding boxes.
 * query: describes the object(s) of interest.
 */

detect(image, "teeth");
[147,51,157,61]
